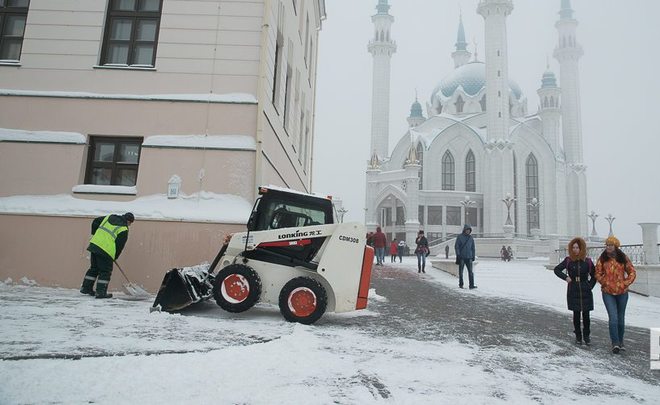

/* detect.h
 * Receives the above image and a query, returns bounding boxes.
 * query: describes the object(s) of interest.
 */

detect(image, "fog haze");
[313,0,660,244]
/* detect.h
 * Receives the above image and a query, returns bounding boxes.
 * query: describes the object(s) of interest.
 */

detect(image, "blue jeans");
[375,247,385,264]
[602,292,628,346]
[458,259,474,288]
[416,253,426,271]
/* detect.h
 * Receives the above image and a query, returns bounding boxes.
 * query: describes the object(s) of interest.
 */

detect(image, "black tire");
[278,277,327,325]
[213,264,261,313]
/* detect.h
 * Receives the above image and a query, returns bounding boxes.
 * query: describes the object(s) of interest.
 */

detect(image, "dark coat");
[554,257,596,311]
[87,214,130,260]
[414,236,428,255]
[454,224,475,260]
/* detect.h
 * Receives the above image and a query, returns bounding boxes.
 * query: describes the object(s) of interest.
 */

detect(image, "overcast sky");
[312,0,660,245]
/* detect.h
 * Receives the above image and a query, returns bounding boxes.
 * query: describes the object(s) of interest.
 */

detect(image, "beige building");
[0,0,326,292]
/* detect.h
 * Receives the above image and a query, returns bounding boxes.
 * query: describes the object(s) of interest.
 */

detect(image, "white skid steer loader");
[152,186,374,325]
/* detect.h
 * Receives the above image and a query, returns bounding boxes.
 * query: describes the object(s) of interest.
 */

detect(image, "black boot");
[575,331,583,345]
[422,264,426,273]
[95,282,113,299]
[79,278,96,296]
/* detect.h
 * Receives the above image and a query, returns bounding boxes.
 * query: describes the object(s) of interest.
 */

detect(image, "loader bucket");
[152,267,214,312]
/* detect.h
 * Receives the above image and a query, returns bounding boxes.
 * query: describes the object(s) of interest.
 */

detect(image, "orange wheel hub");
[287,287,317,317]
[221,274,249,304]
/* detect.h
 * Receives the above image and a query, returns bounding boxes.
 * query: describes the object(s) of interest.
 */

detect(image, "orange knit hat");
[605,236,620,248]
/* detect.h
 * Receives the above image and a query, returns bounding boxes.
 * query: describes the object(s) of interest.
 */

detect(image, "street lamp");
[527,197,541,239]
[460,195,476,225]
[501,193,516,226]
[605,213,615,237]
[587,211,599,240]
[337,207,348,223]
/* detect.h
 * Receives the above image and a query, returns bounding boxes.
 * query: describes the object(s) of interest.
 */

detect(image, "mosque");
[365,0,589,252]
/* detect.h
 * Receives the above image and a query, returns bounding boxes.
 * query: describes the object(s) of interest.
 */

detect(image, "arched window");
[442,151,455,190]
[465,150,476,192]
[455,95,464,114]
[526,154,540,233]
[543,97,549,108]
[386,31,390,41]
[417,143,424,189]
[550,95,555,107]
[479,95,486,111]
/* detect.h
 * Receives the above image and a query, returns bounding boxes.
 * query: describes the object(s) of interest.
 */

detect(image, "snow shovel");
[114,260,150,300]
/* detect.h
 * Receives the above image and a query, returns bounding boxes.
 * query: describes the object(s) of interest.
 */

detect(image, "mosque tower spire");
[477,0,515,236]
[367,0,397,162]
[452,13,472,68]
[554,0,587,237]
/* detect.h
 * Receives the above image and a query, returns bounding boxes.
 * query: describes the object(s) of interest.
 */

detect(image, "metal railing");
[554,244,659,265]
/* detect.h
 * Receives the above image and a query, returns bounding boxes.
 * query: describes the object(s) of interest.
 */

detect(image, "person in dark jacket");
[454,224,476,289]
[554,237,596,345]
[372,226,387,265]
[79,212,135,298]
[414,230,429,273]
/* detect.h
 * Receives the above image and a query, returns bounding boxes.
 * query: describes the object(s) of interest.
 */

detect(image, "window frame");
[0,0,30,62]
[442,151,455,191]
[99,0,163,67]
[465,150,476,192]
[85,136,143,186]
[526,153,540,233]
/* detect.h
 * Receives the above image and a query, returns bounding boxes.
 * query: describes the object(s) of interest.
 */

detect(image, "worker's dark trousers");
[81,252,113,294]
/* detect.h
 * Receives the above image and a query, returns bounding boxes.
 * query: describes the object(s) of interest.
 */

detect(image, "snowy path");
[1,258,659,404]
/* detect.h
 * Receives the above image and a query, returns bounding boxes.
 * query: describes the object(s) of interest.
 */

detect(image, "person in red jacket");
[390,238,398,263]
[372,226,387,265]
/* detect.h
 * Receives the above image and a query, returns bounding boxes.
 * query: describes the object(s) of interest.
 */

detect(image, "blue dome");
[410,100,423,118]
[433,62,522,100]
[541,69,557,88]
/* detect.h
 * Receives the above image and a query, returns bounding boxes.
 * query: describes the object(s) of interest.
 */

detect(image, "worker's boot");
[79,277,96,296]
[95,281,113,299]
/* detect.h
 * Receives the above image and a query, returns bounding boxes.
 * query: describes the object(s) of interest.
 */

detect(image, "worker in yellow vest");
[80,212,134,298]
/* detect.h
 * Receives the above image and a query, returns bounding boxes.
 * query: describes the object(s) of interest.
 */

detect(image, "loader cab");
[247,187,334,232]
[244,187,335,270]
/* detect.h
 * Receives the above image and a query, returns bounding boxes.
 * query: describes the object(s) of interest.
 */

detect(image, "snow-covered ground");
[1,258,659,404]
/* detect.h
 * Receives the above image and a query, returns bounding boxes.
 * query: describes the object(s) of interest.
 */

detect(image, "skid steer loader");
[152,186,374,324]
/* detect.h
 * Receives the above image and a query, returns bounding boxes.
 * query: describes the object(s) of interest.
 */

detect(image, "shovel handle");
[113,260,132,283]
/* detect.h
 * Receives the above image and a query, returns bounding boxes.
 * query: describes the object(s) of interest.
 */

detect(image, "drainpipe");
[254,0,272,200]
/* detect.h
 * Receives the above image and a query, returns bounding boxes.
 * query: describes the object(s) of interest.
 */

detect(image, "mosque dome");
[431,61,523,101]
[410,99,423,118]
[541,69,557,88]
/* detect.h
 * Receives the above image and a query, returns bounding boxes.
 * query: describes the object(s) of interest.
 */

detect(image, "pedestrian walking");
[595,236,636,354]
[397,240,405,263]
[553,237,596,345]
[80,212,135,299]
[455,224,476,289]
[444,245,450,259]
[414,230,429,273]
[390,238,398,263]
[372,226,387,265]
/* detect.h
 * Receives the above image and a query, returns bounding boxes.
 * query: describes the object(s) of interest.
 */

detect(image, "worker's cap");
[124,212,135,223]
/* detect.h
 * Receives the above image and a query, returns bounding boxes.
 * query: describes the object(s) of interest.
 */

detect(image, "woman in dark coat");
[554,237,597,345]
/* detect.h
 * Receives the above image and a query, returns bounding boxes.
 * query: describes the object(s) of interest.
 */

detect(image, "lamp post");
[459,195,476,226]
[605,214,615,237]
[337,207,348,223]
[527,197,541,239]
[587,211,599,241]
[501,193,516,237]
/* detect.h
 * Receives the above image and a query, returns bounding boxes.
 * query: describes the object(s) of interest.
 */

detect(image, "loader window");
[256,199,329,231]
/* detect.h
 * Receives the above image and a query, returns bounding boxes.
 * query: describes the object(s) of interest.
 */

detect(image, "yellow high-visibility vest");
[89,216,128,259]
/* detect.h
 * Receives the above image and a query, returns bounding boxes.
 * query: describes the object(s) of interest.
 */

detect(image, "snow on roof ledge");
[143,135,256,150]
[0,192,252,224]
[0,89,258,104]
[0,128,86,144]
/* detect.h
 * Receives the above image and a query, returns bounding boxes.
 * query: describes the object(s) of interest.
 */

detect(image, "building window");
[465,207,478,227]
[418,205,424,225]
[526,153,540,233]
[446,206,461,226]
[85,137,142,186]
[417,143,424,189]
[0,0,30,61]
[442,151,455,190]
[283,40,294,130]
[395,206,405,226]
[428,206,442,225]
[455,95,464,113]
[465,150,476,192]
[479,95,486,111]
[100,0,162,67]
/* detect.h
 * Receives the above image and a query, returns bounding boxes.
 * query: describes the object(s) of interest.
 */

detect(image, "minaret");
[452,14,472,68]
[537,65,561,154]
[554,0,587,237]
[477,0,515,235]
[367,0,396,161]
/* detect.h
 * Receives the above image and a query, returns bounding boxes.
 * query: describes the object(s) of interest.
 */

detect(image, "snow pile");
[0,192,253,223]
[19,277,38,286]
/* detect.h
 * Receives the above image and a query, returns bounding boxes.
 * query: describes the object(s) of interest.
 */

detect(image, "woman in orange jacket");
[594,236,636,354]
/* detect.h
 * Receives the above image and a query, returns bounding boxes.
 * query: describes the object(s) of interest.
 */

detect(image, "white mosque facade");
[365,0,589,248]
